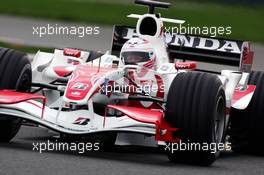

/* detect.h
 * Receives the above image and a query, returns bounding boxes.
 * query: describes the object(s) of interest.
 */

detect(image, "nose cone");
[64,66,116,103]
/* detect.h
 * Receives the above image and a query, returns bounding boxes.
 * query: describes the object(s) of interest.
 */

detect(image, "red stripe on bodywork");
[53,66,72,77]
[25,100,43,109]
[232,85,256,105]
[125,70,164,109]
[0,90,46,119]
[108,105,163,124]
[106,105,179,142]
[105,105,179,142]
[65,65,117,101]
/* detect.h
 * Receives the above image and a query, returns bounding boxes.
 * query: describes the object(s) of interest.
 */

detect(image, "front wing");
[0,90,178,142]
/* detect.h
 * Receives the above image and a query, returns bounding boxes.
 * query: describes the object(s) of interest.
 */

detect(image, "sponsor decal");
[122,28,241,53]
[73,117,90,125]
[71,83,88,90]
[63,48,81,58]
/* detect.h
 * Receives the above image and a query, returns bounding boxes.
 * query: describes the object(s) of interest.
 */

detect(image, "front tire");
[165,72,226,166]
[0,48,32,142]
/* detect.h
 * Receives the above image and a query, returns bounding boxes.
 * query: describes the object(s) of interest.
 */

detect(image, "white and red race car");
[0,0,263,165]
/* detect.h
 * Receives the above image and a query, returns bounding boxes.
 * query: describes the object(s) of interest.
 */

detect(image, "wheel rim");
[16,66,31,92]
[214,96,225,144]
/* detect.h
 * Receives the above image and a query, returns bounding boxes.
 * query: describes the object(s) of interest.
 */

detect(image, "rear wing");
[111,26,254,72]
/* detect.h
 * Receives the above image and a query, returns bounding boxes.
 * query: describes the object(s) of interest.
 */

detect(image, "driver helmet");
[120,38,157,69]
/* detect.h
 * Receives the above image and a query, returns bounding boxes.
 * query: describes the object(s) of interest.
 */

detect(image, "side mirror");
[175,61,196,70]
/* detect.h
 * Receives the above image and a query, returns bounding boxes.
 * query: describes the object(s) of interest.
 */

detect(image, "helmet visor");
[121,51,150,65]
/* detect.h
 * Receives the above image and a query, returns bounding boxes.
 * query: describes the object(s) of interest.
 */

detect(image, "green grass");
[0,41,53,53]
[0,0,263,43]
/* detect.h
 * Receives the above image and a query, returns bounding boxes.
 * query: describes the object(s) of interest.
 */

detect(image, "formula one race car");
[0,0,263,166]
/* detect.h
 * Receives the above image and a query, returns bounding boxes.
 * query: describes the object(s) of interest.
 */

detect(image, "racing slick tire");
[0,48,32,142]
[229,71,264,155]
[165,72,226,166]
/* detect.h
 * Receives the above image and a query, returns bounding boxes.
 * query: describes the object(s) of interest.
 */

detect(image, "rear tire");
[165,72,226,166]
[229,71,264,155]
[0,48,32,142]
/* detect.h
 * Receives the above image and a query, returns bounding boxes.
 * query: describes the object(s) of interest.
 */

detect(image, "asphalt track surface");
[0,15,264,175]
[0,126,264,175]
